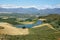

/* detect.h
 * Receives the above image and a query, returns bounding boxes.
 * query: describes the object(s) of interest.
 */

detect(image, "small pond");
[15,20,42,28]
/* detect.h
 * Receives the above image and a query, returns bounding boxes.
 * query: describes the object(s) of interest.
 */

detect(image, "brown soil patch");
[57,38,60,40]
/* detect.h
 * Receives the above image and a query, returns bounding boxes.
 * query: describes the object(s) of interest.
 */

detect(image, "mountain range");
[0,7,60,15]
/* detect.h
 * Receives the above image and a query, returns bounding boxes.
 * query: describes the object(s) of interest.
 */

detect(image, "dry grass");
[39,19,47,21]
[0,22,29,35]
[33,23,56,30]
[20,22,34,24]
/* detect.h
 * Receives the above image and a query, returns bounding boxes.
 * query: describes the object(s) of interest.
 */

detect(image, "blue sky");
[0,0,60,9]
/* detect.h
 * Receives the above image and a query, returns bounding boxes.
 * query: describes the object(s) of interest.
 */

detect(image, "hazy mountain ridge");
[0,7,60,14]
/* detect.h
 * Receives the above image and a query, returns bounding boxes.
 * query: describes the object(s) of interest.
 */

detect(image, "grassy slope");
[0,14,60,40]
[0,23,29,35]
[29,26,59,40]
[0,26,60,40]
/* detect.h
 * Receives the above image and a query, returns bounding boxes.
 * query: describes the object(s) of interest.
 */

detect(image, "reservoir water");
[15,20,42,28]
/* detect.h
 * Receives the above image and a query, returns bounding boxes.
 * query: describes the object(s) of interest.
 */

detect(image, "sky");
[0,0,60,9]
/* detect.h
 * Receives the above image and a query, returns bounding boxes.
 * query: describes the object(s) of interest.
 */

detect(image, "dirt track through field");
[33,23,58,31]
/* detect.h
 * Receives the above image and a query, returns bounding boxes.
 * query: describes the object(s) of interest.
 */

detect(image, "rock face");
[0,22,29,35]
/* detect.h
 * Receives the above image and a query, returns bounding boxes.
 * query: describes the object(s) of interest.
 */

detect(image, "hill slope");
[0,22,29,35]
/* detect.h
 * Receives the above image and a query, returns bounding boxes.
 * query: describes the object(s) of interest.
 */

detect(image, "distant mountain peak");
[0,7,60,14]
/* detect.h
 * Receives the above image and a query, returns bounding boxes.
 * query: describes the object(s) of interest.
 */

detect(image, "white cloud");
[0,4,60,9]
[54,4,60,8]
[0,4,20,8]
[38,4,60,9]
[0,4,38,9]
